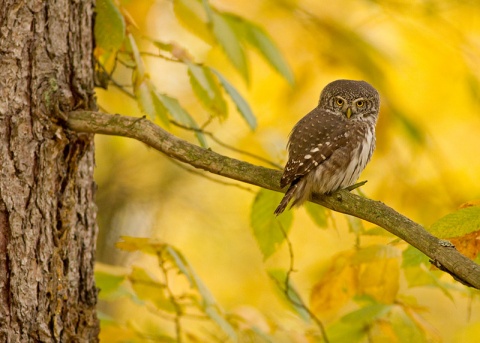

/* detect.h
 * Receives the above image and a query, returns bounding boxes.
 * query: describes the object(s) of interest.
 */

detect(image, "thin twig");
[169,159,254,193]
[277,223,330,342]
[158,252,183,342]
[171,120,283,169]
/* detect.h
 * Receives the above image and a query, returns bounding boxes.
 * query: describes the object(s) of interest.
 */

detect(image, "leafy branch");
[67,110,480,290]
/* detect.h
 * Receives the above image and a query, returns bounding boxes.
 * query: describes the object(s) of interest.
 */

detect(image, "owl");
[274,79,380,215]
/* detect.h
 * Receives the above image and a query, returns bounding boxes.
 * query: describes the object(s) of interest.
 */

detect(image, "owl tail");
[274,183,298,215]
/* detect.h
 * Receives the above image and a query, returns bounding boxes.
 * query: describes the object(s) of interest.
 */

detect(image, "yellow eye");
[356,100,365,107]
[335,98,344,106]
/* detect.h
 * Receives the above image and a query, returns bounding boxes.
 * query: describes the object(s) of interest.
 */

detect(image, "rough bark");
[67,110,480,290]
[0,0,99,341]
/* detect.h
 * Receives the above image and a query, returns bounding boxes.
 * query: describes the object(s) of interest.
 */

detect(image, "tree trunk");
[0,0,99,341]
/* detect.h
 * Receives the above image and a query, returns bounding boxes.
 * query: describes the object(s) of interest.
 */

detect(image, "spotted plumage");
[274,79,380,215]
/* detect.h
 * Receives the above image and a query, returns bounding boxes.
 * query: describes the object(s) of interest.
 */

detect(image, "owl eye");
[335,98,344,106]
[356,100,365,107]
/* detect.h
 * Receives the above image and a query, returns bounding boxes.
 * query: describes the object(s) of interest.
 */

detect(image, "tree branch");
[67,110,480,289]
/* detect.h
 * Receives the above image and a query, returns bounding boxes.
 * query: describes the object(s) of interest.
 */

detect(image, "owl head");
[319,79,380,123]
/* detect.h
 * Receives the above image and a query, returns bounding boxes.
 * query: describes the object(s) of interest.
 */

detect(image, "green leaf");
[128,34,145,79]
[151,89,171,127]
[243,20,294,85]
[207,9,249,82]
[326,303,393,343]
[429,206,480,238]
[326,321,366,343]
[129,267,176,312]
[250,189,293,259]
[404,264,455,301]
[95,270,126,299]
[212,69,257,130]
[402,246,429,268]
[173,0,214,44]
[390,306,427,343]
[95,0,126,51]
[156,94,208,147]
[267,269,310,322]
[134,79,156,121]
[341,303,391,325]
[187,62,227,117]
[304,202,328,228]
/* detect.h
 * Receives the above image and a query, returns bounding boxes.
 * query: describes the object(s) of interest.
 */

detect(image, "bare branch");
[67,110,480,289]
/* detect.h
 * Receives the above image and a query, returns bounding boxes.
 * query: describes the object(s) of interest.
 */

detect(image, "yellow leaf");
[310,252,356,318]
[358,258,400,304]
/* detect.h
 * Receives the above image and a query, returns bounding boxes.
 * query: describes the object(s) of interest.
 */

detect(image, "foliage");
[94,0,294,147]
[98,237,289,342]
[94,0,480,342]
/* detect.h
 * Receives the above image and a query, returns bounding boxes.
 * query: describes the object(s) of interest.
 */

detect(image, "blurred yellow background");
[95,0,480,341]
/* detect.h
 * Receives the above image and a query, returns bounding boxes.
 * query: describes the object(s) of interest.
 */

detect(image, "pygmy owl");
[274,79,380,215]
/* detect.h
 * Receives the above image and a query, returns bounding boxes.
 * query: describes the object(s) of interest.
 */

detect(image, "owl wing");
[280,109,354,188]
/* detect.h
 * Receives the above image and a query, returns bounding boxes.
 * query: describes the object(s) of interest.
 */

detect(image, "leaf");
[95,270,127,300]
[310,251,357,318]
[212,69,257,130]
[164,246,216,306]
[404,264,455,301]
[304,202,328,228]
[326,320,366,343]
[353,245,401,304]
[363,226,395,237]
[250,189,293,259]
[268,269,310,322]
[173,0,214,44]
[390,306,429,343]
[156,94,208,147]
[129,266,176,312]
[242,20,294,85]
[187,62,227,117]
[429,205,480,238]
[164,246,237,341]
[151,89,171,127]
[95,0,126,52]
[134,79,156,121]
[402,246,429,268]
[403,264,436,288]
[116,236,164,254]
[341,303,392,325]
[207,8,249,82]
[128,34,145,80]
[352,244,401,263]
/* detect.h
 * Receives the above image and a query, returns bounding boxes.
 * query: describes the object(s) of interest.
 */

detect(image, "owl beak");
[346,107,352,119]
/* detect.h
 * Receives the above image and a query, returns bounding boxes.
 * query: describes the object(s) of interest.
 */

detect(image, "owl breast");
[281,124,376,212]
[311,126,375,193]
